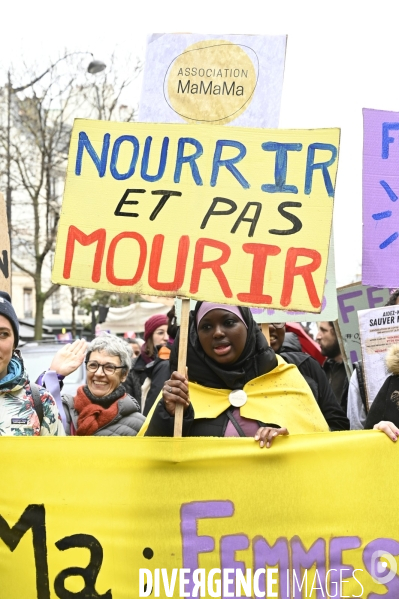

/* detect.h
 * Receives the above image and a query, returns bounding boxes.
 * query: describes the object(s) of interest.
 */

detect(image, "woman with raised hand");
[49,334,145,436]
[141,302,330,447]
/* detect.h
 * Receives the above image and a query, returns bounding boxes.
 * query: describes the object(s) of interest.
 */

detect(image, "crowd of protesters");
[0,290,398,444]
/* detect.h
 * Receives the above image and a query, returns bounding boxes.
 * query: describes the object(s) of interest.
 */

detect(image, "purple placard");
[363,108,399,287]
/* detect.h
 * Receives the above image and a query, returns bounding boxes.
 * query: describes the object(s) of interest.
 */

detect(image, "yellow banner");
[52,120,339,312]
[1,432,398,598]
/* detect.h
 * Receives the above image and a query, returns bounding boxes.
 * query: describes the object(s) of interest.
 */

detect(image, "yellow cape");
[138,355,329,436]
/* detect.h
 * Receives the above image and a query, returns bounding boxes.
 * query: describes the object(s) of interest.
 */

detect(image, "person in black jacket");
[316,321,349,412]
[123,314,171,416]
[269,323,349,431]
[143,303,332,445]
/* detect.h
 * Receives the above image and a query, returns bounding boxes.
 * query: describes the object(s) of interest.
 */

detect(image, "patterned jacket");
[0,372,65,436]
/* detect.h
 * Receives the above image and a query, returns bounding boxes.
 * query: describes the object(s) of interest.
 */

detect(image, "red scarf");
[74,386,121,436]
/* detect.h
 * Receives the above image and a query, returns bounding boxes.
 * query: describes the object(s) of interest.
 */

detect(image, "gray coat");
[62,393,145,436]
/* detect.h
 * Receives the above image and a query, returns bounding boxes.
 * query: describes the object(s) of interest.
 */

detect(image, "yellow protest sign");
[0,192,11,294]
[1,433,398,598]
[52,120,339,312]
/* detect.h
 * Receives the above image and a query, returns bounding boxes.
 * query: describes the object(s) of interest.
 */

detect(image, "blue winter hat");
[0,292,19,347]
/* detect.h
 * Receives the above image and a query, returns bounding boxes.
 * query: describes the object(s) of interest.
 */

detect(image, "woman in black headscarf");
[140,302,329,447]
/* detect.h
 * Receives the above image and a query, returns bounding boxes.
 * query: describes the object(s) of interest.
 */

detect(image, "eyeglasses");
[270,323,285,329]
[85,360,125,375]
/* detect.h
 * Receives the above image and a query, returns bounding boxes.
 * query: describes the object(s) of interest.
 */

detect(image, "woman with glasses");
[47,335,145,436]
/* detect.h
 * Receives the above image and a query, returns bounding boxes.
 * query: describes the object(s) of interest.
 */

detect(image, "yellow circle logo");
[165,40,258,125]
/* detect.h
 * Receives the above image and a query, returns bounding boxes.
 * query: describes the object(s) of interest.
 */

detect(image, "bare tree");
[70,287,88,338]
[0,53,141,339]
[81,53,141,122]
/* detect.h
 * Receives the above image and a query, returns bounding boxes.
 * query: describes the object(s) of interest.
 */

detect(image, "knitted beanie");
[144,314,168,341]
[0,292,19,346]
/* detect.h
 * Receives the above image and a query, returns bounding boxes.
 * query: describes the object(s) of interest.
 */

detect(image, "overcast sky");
[1,0,398,288]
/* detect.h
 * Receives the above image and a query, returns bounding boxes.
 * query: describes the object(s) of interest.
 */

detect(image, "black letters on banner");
[201,198,303,238]
[149,190,182,221]
[269,201,303,235]
[114,189,146,217]
[0,505,110,599]
[115,189,182,221]
[231,202,262,237]
[54,534,112,599]
[0,504,50,599]
[200,197,237,229]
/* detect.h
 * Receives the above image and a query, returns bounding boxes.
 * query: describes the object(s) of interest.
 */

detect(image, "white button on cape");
[228,389,247,407]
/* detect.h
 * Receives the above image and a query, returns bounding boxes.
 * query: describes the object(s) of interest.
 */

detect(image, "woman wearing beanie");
[123,313,170,416]
[0,292,64,436]
[139,302,330,447]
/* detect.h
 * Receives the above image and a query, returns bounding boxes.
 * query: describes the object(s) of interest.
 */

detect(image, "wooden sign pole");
[0,192,11,295]
[261,323,270,344]
[174,298,190,437]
